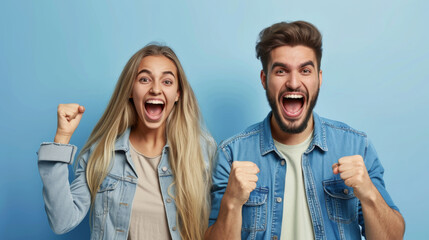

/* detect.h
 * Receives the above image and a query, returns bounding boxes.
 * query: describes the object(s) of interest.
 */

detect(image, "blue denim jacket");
[38,128,196,240]
[209,112,399,240]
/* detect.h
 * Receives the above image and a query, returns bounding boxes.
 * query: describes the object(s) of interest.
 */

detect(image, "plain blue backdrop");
[1,0,428,239]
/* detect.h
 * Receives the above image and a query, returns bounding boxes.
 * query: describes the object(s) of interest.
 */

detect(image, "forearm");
[38,143,90,234]
[361,186,405,240]
[205,196,243,240]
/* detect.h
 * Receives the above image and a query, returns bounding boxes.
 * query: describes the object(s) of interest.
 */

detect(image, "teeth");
[146,99,164,104]
[284,94,303,99]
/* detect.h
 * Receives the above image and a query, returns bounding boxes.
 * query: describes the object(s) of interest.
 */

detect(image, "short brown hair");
[256,21,323,73]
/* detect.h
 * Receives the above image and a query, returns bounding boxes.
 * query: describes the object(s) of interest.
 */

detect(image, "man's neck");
[271,114,314,145]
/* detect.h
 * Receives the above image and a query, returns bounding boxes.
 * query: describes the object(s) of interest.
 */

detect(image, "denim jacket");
[38,128,212,240]
[209,112,399,240]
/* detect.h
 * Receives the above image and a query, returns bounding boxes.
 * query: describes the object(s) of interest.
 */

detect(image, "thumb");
[332,163,340,175]
[78,105,85,113]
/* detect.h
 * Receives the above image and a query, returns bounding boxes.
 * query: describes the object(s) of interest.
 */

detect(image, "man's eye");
[302,69,311,74]
[276,69,285,74]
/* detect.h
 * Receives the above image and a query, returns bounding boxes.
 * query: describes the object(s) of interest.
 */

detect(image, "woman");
[38,44,215,240]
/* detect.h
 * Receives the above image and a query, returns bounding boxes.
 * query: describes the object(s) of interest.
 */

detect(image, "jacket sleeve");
[358,139,400,237]
[208,145,232,227]
[37,142,91,234]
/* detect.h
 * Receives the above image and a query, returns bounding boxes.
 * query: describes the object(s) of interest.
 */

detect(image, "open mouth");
[144,99,165,121]
[282,93,305,118]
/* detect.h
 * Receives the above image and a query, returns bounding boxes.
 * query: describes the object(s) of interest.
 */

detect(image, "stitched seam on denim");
[320,120,367,137]
[303,155,326,239]
[219,128,262,149]
[363,136,369,161]
[242,188,268,232]
[220,147,232,166]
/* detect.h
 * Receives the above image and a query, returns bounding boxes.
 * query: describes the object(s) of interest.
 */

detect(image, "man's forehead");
[269,45,317,67]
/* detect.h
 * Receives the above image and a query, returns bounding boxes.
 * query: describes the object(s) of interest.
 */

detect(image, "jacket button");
[166,198,172,203]
[272,236,278,240]
[276,197,282,203]
[172,226,177,231]
[281,160,285,166]
[343,189,349,195]
[162,166,168,172]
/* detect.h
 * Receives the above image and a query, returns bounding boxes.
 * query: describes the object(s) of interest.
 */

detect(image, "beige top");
[128,143,171,240]
[274,132,315,240]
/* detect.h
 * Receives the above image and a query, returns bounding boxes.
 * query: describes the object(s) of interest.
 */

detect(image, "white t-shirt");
[128,143,171,240]
[274,132,315,240]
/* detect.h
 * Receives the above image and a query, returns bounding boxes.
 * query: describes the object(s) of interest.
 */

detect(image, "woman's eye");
[164,80,173,85]
[139,77,150,83]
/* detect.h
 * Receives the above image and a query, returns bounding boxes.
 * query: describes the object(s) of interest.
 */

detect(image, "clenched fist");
[223,161,260,208]
[54,103,85,144]
[332,155,377,203]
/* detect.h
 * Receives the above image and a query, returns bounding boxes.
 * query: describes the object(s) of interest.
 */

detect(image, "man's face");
[261,45,322,134]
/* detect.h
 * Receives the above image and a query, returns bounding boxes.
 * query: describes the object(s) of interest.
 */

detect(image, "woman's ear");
[175,90,180,102]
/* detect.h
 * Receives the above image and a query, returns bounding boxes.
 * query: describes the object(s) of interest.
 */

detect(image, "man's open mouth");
[282,93,305,118]
[144,99,165,121]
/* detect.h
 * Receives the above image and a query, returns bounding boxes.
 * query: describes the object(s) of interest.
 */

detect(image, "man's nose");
[285,72,300,90]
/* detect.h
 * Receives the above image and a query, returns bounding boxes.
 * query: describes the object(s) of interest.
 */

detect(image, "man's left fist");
[332,155,377,203]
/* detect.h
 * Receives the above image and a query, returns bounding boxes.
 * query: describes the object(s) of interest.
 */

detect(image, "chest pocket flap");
[98,175,119,192]
[242,187,268,232]
[323,179,358,223]
[323,179,355,199]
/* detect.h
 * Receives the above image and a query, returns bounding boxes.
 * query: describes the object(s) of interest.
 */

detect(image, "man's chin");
[274,111,310,134]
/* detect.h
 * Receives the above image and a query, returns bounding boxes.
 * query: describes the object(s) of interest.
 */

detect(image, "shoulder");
[319,116,367,138]
[199,131,217,163]
[218,121,263,149]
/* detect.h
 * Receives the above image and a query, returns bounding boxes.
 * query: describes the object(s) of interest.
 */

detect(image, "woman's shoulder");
[200,131,217,165]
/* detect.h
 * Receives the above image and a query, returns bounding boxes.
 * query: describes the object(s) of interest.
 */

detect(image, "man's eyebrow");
[270,61,315,71]
[299,61,315,68]
[271,62,288,71]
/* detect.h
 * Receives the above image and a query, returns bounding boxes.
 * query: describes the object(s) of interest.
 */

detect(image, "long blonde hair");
[78,44,215,239]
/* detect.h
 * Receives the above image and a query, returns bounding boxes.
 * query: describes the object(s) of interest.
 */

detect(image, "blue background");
[1,0,428,239]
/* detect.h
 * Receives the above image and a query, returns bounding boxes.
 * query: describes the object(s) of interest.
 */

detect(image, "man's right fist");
[223,161,260,208]
[54,103,85,144]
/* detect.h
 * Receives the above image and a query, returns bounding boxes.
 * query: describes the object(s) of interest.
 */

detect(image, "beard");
[266,87,320,134]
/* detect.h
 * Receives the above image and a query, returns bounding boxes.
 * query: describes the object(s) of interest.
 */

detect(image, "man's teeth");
[146,99,164,104]
[284,94,303,99]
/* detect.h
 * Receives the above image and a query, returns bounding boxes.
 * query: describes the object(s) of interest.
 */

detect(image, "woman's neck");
[129,122,166,157]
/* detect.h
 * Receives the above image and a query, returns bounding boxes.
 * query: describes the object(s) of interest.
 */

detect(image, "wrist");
[54,133,72,144]
[359,185,379,206]
[221,195,244,212]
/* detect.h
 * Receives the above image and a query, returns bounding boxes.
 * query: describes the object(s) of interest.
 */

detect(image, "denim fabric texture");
[38,128,183,240]
[209,112,399,240]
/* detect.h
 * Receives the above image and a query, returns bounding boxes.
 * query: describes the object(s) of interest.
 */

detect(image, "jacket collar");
[114,128,170,151]
[114,128,131,151]
[260,111,328,156]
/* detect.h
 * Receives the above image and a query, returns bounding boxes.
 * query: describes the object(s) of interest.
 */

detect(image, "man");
[205,21,405,240]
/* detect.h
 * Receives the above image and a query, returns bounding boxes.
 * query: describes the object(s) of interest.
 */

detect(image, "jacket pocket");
[94,175,120,217]
[323,179,358,224]
[241,187,268,232]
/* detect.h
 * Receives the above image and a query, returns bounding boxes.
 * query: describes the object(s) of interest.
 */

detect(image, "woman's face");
[131,55,180,130]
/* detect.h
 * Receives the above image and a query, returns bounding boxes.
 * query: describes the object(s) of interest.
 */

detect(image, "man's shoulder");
[218,121,264,149]
[318,115,367,138]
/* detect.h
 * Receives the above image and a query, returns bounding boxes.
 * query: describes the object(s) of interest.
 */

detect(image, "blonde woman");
[37,44,215,240]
